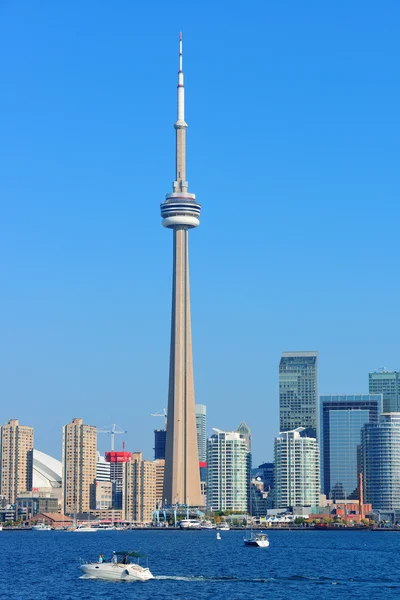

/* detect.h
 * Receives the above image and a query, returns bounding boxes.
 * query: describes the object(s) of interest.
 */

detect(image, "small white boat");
[179,519,202,529]
[80,551,153,582]
[217,522,230,531]
[216,532,221,540]
[244,532,269,548]
[74,524,98,532]
[32,521,51,531]
[0,526,3,531]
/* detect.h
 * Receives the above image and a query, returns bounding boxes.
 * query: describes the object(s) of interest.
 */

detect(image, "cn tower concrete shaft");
[160,34,202,507]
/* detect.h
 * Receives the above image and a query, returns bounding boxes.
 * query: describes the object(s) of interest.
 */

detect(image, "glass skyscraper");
[320,394,382,500]
[369,370,400,413]
[279,351,318,438]
[361,413,400,511]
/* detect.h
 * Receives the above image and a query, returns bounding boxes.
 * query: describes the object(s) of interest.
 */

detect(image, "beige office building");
[0,419,34,504]
[123,452,156,524]
[62,418,97,515]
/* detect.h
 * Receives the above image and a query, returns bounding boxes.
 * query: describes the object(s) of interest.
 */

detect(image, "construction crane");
[97,423,127,451]
[150,408,167,429]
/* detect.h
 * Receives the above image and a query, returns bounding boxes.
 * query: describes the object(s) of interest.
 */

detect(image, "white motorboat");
[80,551,153,582]
[179,519,202,529]
[32,521,51,531]
[74,524,98,532]
[217,522,230,531]
[244,532,269,548]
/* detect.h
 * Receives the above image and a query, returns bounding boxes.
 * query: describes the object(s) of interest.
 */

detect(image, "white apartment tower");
[0,419,34,504]
[206,429,248,512]
[195,404,207,462]
[274,427,320,509]
[62,418,97,515]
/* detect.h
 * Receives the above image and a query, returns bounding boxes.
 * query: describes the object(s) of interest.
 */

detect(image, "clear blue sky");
[1,1,399,465]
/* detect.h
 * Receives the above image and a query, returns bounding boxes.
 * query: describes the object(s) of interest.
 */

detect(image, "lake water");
[1,529,399,599]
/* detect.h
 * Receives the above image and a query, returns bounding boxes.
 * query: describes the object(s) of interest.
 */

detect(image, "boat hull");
[80,563,153,581]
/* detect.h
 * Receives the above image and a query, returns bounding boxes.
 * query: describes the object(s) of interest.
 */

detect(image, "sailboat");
[243,484,270,547]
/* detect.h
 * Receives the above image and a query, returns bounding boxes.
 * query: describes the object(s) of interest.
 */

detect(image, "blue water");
[1,529,399,599]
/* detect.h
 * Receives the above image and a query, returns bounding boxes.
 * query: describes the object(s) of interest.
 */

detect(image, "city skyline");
[1,2,400,466]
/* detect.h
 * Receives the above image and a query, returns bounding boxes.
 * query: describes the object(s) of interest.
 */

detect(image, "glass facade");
[279,352,318,438]
[195,404,207,462]
[369,370,400,413]
[361,413,400,510]
[320,395,382,500]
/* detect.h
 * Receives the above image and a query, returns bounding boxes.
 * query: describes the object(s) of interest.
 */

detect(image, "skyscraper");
[0,419,33,504]
[279,351,319,438]
[195,404,207,462]
[62,418,97,515]
[361,413,400,511]
[154,429,167,461]
[105,451,132,509]
[274,428,320,509]
[369,369,400,413]
[320,394,382,500]
[206,429,249,512]
[161,34,202,507]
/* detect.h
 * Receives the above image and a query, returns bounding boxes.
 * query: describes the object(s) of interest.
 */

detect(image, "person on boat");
[98,555,103,564]
[112,552,118,564]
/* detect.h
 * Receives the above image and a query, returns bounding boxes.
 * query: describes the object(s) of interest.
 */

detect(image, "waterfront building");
[62,418,97,515]
[206,429,248,512]
[196,404,207,462]
[96,452,111,482]
[161,34,202,507]
[124,452,156,524]
[17,492,59,520]
[105,451,132,509]
[154,429,166,460]
[0,419,34,504]
[369,369,400,413]
[361,413,400,510]
[279,351,319,438]
[320,394,382,500]
[274,428,320,509]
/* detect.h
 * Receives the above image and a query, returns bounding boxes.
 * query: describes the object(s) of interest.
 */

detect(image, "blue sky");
[1,1,399,465]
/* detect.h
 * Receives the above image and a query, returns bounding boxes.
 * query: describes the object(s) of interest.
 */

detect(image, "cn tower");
[161,33,202,507]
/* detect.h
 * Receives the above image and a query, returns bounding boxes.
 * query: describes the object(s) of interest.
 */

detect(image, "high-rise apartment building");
[0,419,34,504]
[279,351,318,438]
[369,370,400,413]
[154,459,165,508]
[105,451,132,509]
[206,429,248,512]
[320,394,382,500]
[274,428,320,509]
[62,418,97,515]
[195,404,207,462]
[124,452,156,524]
[161,34,202,507]
[361,413,400,511]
